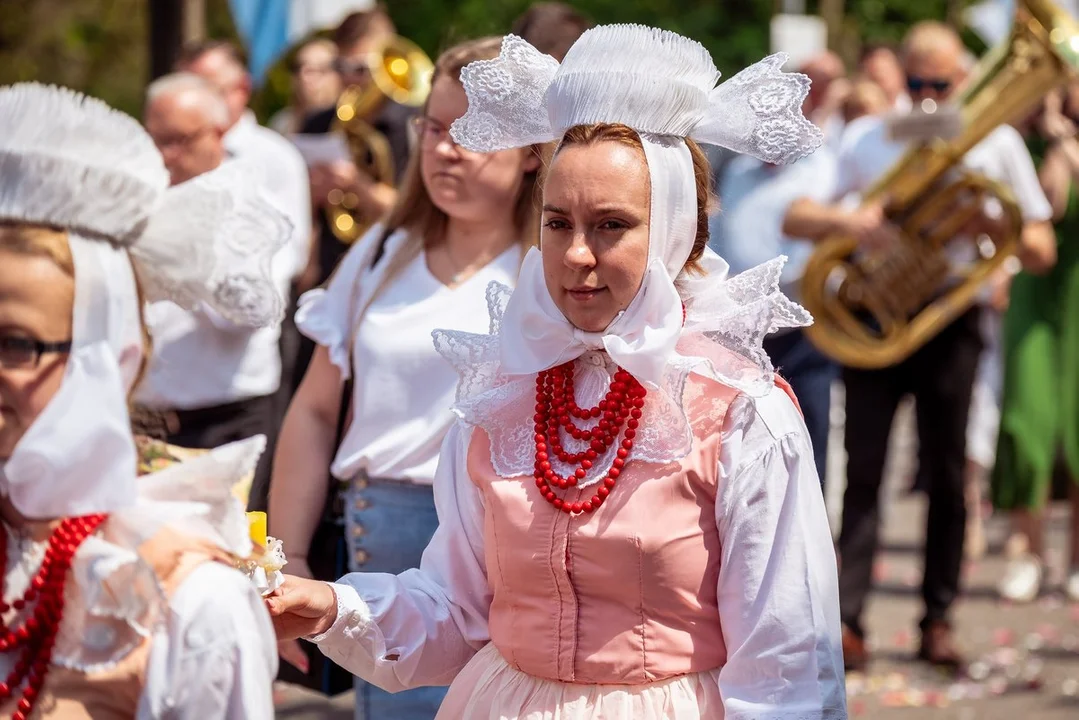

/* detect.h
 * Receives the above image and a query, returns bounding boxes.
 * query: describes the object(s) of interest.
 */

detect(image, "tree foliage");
[0,0,978,122]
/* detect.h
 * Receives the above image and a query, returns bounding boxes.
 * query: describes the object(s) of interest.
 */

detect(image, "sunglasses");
[907,76,951,94]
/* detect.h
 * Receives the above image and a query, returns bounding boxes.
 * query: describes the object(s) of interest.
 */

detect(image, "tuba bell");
[799,0,1079,369]
[327,35,433,244]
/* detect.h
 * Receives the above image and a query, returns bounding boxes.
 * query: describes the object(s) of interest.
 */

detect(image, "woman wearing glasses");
[0,84,287,718]
[269,36,540,719]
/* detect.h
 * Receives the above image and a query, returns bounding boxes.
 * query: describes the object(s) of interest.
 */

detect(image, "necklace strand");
[533,362,646,514]
[0,514,107,719]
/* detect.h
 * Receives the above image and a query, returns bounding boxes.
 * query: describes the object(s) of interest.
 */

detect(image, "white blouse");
[1,528,276,719]
[296,234,521,485]
[310,382,845,717]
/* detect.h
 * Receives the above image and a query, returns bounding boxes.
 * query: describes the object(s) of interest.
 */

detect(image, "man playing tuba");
[783,21,1057,673]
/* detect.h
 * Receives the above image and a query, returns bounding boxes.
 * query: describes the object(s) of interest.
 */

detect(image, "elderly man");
[709,147,840,490]
[176,41,312,287]
[176,41,314,494]
[140,73,292,509]
[783,21,1057,672]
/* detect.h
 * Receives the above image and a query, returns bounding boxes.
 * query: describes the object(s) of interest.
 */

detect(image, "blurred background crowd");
[5,0,1079,717]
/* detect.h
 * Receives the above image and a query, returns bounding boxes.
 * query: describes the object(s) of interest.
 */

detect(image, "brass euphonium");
[800,0,1079,369]
[328,35,433,244]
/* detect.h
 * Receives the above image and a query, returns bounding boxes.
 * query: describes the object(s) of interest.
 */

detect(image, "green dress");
[992,143,1079,510]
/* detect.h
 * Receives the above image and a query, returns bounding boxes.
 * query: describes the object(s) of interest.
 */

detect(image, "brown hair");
[549,124,714,275]
[356,36,542,322]
[333,6,395,50]
[511,2,593,61]
[0,222,152,399]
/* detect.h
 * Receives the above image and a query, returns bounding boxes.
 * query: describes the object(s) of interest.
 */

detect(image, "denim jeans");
[345,477,448,720]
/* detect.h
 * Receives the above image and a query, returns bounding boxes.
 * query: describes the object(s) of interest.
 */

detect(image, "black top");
[301,100,416,284]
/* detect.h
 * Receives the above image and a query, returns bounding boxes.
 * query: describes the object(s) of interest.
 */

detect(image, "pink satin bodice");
[467,375,746,685]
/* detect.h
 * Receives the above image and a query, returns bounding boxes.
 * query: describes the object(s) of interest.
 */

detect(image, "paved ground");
[274,395,1079,719]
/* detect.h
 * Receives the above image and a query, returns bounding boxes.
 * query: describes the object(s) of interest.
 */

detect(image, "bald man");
[783,22,1057,672]
[144,73,228,185]
[176,41,312,289]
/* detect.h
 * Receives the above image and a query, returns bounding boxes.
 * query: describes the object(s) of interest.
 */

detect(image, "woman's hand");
[266,575,339,641]
[274,558,316,671]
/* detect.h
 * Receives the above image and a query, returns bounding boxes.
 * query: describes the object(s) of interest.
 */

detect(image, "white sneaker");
[1065,568,1079,602]
[998,554,1043,603]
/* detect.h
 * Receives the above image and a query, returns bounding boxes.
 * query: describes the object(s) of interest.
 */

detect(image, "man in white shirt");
[176,41,312,286]
[175,41,313,504]
[140,73,291,501]
[710,148,839,489]
[783,22,1057,673]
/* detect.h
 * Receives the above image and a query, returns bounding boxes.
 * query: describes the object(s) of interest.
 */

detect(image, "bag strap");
[324,225,394,521]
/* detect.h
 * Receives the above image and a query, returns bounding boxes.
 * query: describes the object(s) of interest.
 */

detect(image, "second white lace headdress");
[0,83,288,519]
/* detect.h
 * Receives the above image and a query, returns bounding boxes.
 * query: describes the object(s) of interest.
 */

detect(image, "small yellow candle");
[247,511,267,547]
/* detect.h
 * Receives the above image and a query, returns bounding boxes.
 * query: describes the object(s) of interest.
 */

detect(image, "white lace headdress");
[436,26,820,481]
[0,83,288,519]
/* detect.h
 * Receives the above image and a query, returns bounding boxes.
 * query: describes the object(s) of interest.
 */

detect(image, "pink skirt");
[436,643,724,719]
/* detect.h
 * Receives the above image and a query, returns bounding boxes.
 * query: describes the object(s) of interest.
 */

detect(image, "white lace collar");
[434,253,810,483]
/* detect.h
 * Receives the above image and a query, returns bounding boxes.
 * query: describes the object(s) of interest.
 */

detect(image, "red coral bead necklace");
[533,361,646,514]
[0,514,108,720]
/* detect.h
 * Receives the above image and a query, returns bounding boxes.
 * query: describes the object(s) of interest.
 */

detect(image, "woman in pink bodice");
[270,25,847,719]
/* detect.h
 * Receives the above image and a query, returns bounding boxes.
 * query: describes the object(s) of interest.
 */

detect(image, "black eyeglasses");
[0,335,73,370]
[907,76,951,94]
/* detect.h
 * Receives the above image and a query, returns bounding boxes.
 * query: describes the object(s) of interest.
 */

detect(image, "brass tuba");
[799,0,1079,369]
[327,35,433,244]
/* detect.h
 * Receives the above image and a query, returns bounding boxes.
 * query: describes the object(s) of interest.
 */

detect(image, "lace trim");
[450,31,821,166]
[0,436,265,673]
[693,53,822,165]
[132,160,289,328]
[451,35,560,152]
[308,582,371,644]
[434,257,809,478]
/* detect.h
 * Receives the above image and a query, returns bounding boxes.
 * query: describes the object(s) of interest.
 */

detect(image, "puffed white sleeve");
[293,224,406,377]
[310,420,490,690]
[137,562,278,719]
[712,385,846,720]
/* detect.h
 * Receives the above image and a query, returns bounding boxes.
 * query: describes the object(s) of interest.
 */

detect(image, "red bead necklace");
[533,361,646,514]
[0,514,108,720]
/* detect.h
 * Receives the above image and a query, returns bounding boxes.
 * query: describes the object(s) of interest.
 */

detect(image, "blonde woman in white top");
[268,36,541,719]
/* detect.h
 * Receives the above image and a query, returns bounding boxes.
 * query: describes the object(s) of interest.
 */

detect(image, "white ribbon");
[0,234,142,519]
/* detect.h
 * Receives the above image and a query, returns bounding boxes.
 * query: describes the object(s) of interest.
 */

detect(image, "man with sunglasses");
[783,21,1057,674]
[300,6,414,288]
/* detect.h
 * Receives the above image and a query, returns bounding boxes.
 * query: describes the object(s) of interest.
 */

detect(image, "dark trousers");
[763,328,837,486]
[163,394,278,506]
[838,307,983,636]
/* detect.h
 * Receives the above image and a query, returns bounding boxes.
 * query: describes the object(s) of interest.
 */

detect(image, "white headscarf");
[0,83,289,519]
[435,27,821,481]
[449,27,821,389]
